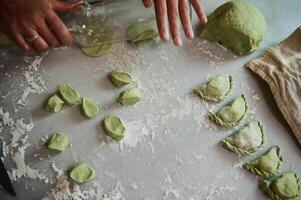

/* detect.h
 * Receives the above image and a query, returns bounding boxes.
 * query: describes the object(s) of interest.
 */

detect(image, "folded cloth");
[246,27,301,145]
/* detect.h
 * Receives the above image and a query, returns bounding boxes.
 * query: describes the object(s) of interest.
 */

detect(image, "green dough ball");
[110,71,133,88]
[45,94,65,112]
[194,75,233,102]
[220,120,266,155]
[208,95,248,127]
[82,97,99,118]
[200,0,267,55]
[103,115,125,141]
[48,132,69,152]
[127,20,159,44]
[118,88,141,105]
[70,163,95,183]
[244,146,283,178]
[81,43,113,57]
[59,85,81,105]
[76,18,114,57]
[260,172,301,200]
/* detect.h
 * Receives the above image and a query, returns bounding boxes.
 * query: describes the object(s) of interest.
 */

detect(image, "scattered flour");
[17,56,47,106]
[203,184,238,200]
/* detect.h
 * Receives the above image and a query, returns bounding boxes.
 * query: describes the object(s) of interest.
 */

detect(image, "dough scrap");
[70,163,95,183]
[200,0,267,55]
[260,172,301,200]
[103,115,125,141]
[82,97,99,118]
[244,146,283,178]
[110,71,133,88]
[77,19,114,57]
[220,120,266,155]
[127,20,159,44]
[46,94,65,112]
[194,75,233,102]
[118,88,141,105]
[208,95,248,127]
[48,132,69,152]
[59,85,81,105]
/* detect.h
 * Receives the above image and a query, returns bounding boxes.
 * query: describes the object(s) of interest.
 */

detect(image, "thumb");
[52,0,84,13]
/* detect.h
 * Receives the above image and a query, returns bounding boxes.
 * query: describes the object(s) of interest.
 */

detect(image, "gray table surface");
[0,0,301,199]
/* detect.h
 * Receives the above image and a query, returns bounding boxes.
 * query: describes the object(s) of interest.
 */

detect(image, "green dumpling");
[103,115,126,141]
[200,0,267,55]
[208,95,248,127]
[110,71,133,88]
[70,163,95,183]
[127,20,159,44]
[244,146,283,178]
[193,75,233,102]
[45,94,65,112]
[82,97,99,118]
[260,172,301,200]
[59,85,81,105]
[48,132,69,152]
[220,120,266,155]
[118,88,141,105]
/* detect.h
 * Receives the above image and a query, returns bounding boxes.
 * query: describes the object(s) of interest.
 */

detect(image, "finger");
[13,33,36,53]
[142,0,153,7]
[190,0,207,24]
[154,0,169,41]
[52,0,84,13]
[46,11,73,45]
[23,28,49,51]
[37,21,61,48]
[179,0,194,39]
[167,0,182,46]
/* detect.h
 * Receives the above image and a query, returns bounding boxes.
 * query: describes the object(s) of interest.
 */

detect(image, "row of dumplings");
[193,75,301,200]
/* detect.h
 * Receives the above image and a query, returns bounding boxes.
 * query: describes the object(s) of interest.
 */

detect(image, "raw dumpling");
[110,71,133,88]
[70,163,95,183]
[193,75,233,102]
[82,97,99,118]
[59,85,81,105]
[208,95,248,127]
[260,172,301,200]
[103,115,126,141]
[118,88,141,105]
[48,132,69,152]
[244,146,283,177]
[220,120,266,155]
[127,20,159,44]
[45,94,65,112]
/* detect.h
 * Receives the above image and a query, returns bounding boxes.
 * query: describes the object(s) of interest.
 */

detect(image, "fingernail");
[174,36,182,46]
[202,15,208,24]
[162,31,169,41]
[188,30,194,40]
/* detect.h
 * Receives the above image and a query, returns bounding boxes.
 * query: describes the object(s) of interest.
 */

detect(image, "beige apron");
[246,27,301,145]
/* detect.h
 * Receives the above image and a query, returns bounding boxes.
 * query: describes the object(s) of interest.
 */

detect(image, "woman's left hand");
[142,0,207,46]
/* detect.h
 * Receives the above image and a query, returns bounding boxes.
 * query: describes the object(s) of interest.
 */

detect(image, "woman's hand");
[142,0,207,46]
[0,0,83,52]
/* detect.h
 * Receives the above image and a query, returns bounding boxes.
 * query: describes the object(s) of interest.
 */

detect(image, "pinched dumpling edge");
[220,120,266,155]
[244,146,283,178]
[193,75,233,102]
[208,95,248,127]
[259,172,301,200]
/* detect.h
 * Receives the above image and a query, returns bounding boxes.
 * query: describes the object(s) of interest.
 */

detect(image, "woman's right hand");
[0,0,83,52]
